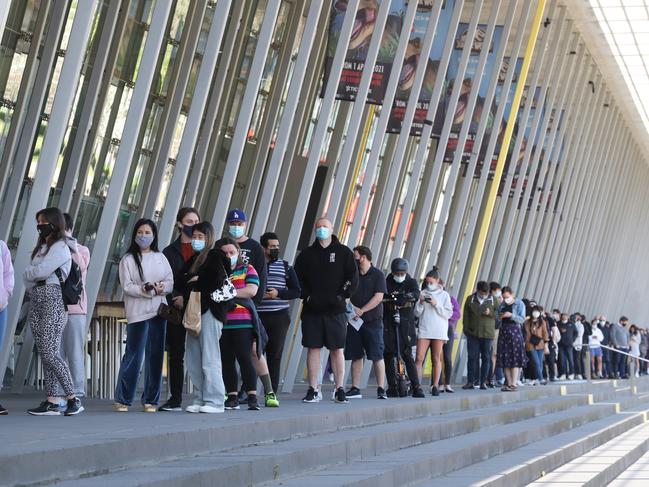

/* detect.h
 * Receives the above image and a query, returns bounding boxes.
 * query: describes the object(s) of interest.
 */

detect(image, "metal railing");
[88,302,127,399]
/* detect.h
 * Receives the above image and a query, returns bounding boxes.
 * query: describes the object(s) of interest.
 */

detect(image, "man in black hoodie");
[294,218,358,404]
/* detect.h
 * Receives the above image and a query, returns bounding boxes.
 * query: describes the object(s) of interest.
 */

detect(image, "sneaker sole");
[334,399,349,404]
[28,410,61,416]
[65,406,85,416]
[248,407,261,411]
[159,407,183,412]
[346,395,363,399]
[265,402,280,408]
[224,406,240,410]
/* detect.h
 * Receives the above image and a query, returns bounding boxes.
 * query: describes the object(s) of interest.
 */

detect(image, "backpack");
[55,260,83,309]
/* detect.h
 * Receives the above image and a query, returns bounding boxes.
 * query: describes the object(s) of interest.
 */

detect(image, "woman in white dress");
[414,268,453,396]
[629,324,641,378]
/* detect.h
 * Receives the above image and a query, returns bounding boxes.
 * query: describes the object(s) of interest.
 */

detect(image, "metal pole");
[344,0,420,246]
[1,0,100,389]
[325,0,398,223]
[84,0,174,326]
[158,0,233,246]
[58,0,128,211]
[367,0,457,254]
[208,0,282,229]
[282,0,360,264]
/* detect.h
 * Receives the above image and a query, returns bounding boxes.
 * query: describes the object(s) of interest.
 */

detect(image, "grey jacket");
[610,322,630,348]
[23,240,71,290]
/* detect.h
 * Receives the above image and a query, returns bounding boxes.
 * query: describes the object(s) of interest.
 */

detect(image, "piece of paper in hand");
[348,313,363,331]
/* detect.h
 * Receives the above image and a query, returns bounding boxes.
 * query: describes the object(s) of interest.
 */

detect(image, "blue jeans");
[530,349,544,381]
[467,335,493,384]
[0,306,7,352]
[559,345,574,376]
[115,317,167,406]
[614,347,629,378]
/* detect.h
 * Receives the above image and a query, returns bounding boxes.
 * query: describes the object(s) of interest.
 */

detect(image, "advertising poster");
[442,23,503,162]
[321,0,408,103]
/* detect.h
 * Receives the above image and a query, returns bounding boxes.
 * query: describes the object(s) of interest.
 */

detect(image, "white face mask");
[532,311,541,319]
[427,283,439,292]
[493,291,502,299]
[504,296,515,305]
[393,274,406,283]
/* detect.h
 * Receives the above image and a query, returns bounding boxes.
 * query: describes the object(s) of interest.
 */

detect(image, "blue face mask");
[228,225,244,239]
[191,239,205,252]
[135,235,154,249]
[315,226,330,240]
[230,254,238,268]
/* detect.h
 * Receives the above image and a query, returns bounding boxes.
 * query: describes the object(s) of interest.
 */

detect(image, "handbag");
[210,277,237,303]
[183,291,202,336]
[158,302,183,326]
[530,334,542,346]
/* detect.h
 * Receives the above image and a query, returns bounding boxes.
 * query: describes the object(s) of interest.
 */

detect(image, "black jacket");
[558,321,577,347]
[294,236,358,315]
[163,237,193,303]
[383,273,420,350]
[185,249,231,324]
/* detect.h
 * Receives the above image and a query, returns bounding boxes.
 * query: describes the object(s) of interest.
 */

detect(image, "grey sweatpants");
[55,313,88,397]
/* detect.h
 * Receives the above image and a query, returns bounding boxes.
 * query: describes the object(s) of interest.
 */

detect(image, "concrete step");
[260,391,644,487]
[609,447,649,487]
[433,393,649,486]
[47,393,593,486]
[0,383,594,487]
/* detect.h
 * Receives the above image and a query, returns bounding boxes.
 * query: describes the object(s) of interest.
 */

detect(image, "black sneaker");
[480,383,488,390]
[158,400,182,412]
[345,386,362,399]
[224,395,240,410]
[0,403,7,415]
[302,387,321,403]
[247,394,260,411]
[334,387,348,404]
[28,401,61,416]
[377,387,387,400]
[64,398,84,416]
[431,386,440,397]
[386,386,399,398]
[412,387,425,398]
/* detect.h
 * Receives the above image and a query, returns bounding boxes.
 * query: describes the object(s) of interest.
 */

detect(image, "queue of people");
[0,206,647,416]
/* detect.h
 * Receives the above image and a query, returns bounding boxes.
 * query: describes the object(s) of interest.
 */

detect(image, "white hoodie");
[589,326,604,348]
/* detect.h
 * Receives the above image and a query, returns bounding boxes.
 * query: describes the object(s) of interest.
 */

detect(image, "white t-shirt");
[589,327,604,348]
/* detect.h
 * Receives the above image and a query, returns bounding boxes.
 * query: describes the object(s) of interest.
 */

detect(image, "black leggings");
[259,310,291,392]
[220,328,257,394]
[442,325,454,386]
[165,321,186,404]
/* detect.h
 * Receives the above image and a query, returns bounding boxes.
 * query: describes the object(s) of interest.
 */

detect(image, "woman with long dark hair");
[24,207,82,415]
[114,219,173,412]
[183,222,231,413]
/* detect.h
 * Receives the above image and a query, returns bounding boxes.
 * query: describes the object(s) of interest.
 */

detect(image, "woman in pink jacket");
[0,238,15,415]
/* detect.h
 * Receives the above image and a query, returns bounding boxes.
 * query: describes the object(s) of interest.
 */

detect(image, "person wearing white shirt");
[589,321,604,378]
[573,315,585,380]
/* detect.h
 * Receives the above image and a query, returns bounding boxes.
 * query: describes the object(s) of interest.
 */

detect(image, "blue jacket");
[498,298,526,325]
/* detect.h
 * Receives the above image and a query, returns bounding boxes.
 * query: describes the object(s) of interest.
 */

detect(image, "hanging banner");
[443,23,504,162]
[321,0,408,103]
[385,2,434,133]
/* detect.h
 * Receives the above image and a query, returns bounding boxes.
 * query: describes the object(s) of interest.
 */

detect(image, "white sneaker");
[569,374,575,380]
[185,404,202,413]
[516,380,524,387]
[558,375,566,380]
[200,404,224,414]
[576,374,583,380]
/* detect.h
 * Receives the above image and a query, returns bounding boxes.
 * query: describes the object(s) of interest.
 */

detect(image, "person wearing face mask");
[495,287,527,391]
[51,213,90,404]
[345,246,387,400]
[611,316,630,379]
[294,218,358,404]
[589,319,604,379]
[114,219,173,412]
[0,237,14,415]
[23,208,83,416]
[599,317,613,378]
[545,308,560,381]
[216,238,265,411]
[440,280,461,393]
[383,258,422,398]
[524,306,549,385]
[159,207,200,412]
[573,314,585,380]
[487,282,503,387]
[257,232,301,397]
[414,268,453,396]
[629,325,641,378]
[182,223,231,413]
[557,313,577,380]
[462,281,498,390]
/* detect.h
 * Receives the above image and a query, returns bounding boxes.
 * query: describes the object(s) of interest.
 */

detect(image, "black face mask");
[181,224,194,238]
[269,248,280,261]
[37,223,54,238]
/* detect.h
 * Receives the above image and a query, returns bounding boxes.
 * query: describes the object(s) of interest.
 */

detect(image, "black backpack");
[55,261,83,309]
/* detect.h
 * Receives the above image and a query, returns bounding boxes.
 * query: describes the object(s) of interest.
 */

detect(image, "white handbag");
[210,278,237,303]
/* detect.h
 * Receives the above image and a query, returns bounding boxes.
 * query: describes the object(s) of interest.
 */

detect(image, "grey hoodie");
[23,239,71,291]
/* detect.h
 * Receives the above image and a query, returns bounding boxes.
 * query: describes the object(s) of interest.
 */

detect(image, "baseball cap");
[226,209,246,223]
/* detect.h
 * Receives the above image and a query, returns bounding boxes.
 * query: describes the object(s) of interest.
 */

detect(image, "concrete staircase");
[3,379,649,487]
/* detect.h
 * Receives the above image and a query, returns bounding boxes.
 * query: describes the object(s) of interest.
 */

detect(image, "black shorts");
[345,320,385,361]
[301,312,347,350]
